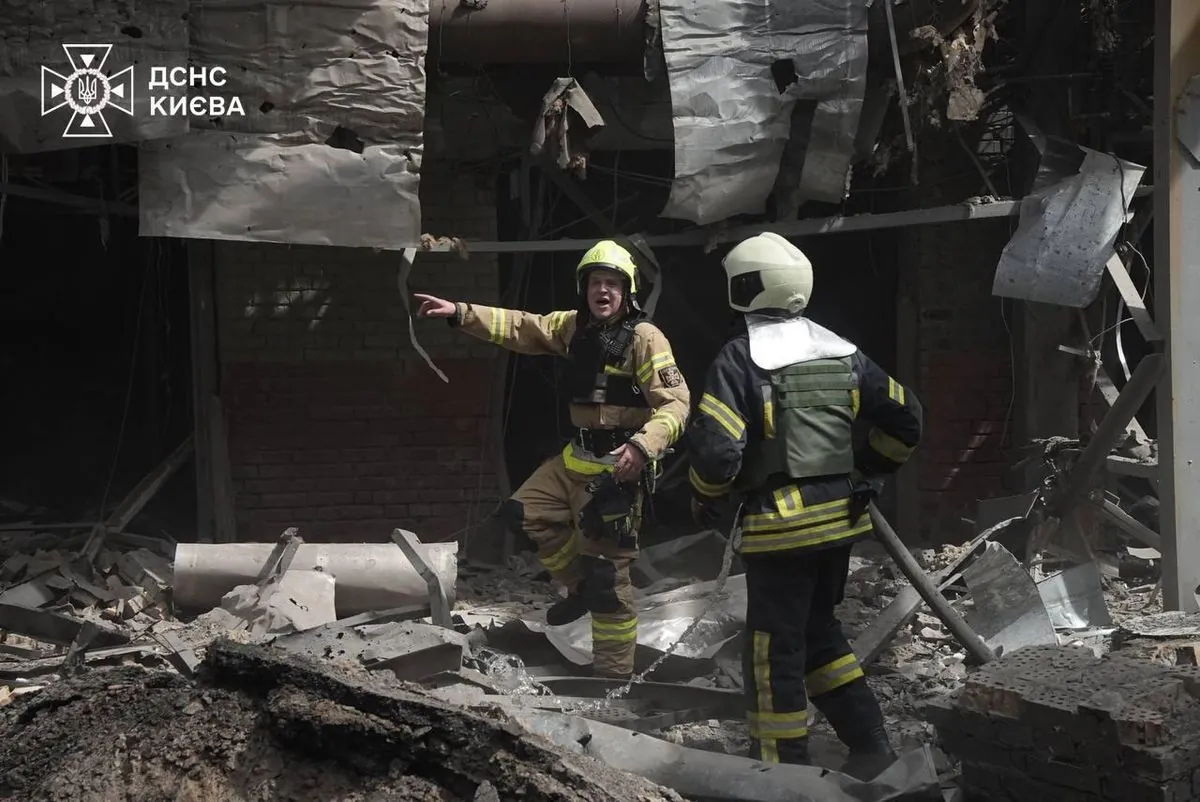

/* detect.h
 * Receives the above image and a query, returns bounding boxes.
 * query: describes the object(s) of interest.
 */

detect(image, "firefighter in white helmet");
[686,232,923,777]
[416,240,690,678]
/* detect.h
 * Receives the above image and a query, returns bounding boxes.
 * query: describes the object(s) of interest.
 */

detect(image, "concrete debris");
[0,516,1183,800]
[0,540,172,627]
[0,641,687,802]
[218,569,338,638]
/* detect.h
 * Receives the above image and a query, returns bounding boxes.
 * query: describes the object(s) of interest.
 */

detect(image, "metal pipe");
[868,504,996,665]
[426,0,977,67]
[427,0,646,65]
[173,542,459,618]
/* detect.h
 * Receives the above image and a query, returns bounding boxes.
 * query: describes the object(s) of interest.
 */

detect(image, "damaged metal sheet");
[1178,75,1200,164]
[962,543,1057,656]
[521,573,747,667]
[272,618,468,682]
[657,0,870,224]
[139,132,422,249]
[1035,562,1113,631]
[138,0,429,249]
[992,138,1146,307]
[0,3,189,153]
[506,707,941,802]
[530,77,605,177]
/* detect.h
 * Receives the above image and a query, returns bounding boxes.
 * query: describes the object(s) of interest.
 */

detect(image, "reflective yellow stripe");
[761,385,775,439]
[539,534,579,574]
[488,307,506,344]
[771,485,804,515]
[604,364,633,376]
[649,410,683,443]
[806,654,865,697]
[741,497,871,554]
[868,428,915,463]
[689,466,733,498]
[548,310,571,334]
[698,393,746,440]
[851,388,860,418]
[637,351,675,384]
[743,497,848,530]
[887,377,906,405]
[747,710,809,740]
[739,517,873,554]
[751,631,779,762]
[592,616,638,642]
[561,442,613,476]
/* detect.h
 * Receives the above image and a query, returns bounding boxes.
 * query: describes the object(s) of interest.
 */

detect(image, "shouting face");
[586,269,626,322]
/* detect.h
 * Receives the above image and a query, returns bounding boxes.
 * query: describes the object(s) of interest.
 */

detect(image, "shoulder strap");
[601,315,643,367]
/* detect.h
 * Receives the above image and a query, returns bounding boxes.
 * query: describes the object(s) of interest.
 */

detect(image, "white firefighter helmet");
[721,232,813,315]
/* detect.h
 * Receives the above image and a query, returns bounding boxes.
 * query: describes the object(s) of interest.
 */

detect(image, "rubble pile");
[929,643,1200,802]
[0,640,686,802]
[0,510,1180,802]
[0,538,172,626]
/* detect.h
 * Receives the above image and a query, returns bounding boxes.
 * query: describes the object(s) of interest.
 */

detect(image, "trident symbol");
[77,75,98,106]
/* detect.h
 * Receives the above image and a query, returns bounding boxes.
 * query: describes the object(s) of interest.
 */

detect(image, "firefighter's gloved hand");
[609,442,647,483]
[848,476,884,525]
[691,496,722,527]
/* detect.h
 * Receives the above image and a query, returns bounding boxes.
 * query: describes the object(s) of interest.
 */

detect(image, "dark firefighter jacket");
[687,325,922,555]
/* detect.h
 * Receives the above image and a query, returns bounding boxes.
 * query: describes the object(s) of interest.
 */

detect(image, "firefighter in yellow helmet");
[415,240,690,678]
[686,233,923,777]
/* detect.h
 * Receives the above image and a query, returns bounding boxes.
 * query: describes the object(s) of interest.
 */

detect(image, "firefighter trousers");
[743,544,888,764]
[500,451,641,678]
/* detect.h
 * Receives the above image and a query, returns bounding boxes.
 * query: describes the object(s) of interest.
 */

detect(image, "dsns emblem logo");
[40,44,135,139]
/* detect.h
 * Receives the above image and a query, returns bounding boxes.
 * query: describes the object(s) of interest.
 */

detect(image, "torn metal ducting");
[138,0,429,250]
[530,78,606,178]
[657,0,871,225]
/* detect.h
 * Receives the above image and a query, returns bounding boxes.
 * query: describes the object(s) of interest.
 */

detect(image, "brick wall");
[909,217,1015,541]
[214,158,503,542]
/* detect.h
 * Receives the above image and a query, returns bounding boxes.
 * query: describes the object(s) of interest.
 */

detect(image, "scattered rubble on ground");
[0,483,1181,801]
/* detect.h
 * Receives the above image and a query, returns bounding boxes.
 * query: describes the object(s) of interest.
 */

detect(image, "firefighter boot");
[546,593,587,626]
[812,679,897,780]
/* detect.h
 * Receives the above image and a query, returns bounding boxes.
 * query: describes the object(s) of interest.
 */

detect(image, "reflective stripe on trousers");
[806,653,865,698]
[748,631,809,763]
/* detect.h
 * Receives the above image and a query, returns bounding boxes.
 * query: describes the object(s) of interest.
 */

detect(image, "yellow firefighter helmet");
[576,240,639,294]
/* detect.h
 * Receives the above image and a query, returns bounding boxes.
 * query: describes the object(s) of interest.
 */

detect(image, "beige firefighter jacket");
[453,303,690,461]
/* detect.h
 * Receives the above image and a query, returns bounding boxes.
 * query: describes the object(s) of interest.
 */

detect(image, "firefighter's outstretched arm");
[853,353,923,475]
[687,341,754,501]
[415,293,575,357]
[627,324,691,461]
